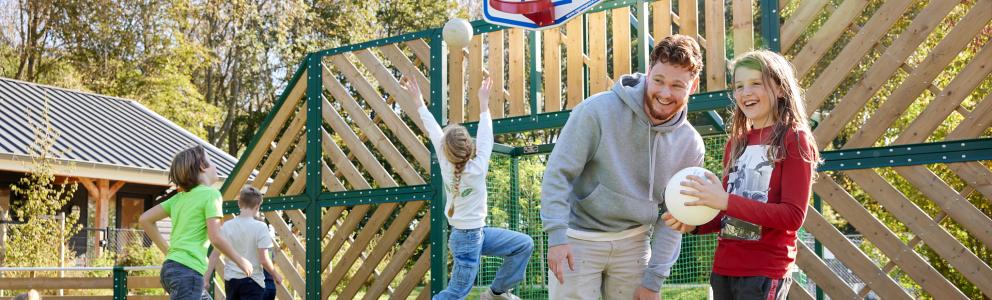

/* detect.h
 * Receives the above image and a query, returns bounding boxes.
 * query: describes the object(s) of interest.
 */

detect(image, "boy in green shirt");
[140,145,252,299]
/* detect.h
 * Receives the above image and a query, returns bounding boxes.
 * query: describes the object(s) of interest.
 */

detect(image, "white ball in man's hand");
[443,18,473,50]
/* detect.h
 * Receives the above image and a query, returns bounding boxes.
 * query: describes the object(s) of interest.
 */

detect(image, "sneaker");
[480,288,521,300]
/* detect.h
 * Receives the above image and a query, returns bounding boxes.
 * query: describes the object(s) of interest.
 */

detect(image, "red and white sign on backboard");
[484,0,605,30]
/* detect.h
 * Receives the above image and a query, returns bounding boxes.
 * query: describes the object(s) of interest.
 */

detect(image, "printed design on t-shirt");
[444,181,474,198]
[720,145,774,241]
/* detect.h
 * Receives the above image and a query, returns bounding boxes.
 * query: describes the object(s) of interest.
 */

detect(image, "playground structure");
[1,0,990,299]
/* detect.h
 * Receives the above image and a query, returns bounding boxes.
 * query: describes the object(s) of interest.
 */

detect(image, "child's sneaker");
[480,288,521,300]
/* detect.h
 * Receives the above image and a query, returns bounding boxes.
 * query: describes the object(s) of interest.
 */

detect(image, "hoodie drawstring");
[649,130,661,203]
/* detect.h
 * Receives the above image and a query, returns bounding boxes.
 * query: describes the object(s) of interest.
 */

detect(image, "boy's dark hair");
[649,34,703,76]
[239,186,263,208]
[168,145,210,192]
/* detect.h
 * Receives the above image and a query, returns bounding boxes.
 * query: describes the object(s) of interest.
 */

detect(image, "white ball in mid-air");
[443,18,473,49]
[665,167,721,226]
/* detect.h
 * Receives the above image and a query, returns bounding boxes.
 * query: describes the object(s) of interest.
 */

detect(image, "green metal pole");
[509,156,521,232]
[529,30,541,116]
[112,266,126,300]
[304,53,324,300]
[635,0,650,73]
[759,0,782,52]
[813,193,824,300]
[429,31,450,296]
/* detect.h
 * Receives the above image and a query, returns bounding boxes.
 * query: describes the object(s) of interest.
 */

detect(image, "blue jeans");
[160,260,210,300]
[263,270,276,300]
[434,227,534,300]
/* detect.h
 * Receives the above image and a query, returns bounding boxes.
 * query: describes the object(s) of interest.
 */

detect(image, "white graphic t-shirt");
[720,145,774,241]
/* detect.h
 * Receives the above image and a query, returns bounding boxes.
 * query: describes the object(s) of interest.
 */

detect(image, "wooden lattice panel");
[783,0,992,298]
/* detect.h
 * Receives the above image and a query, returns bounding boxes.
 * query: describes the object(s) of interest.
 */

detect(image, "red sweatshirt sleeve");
[724,130,815,231]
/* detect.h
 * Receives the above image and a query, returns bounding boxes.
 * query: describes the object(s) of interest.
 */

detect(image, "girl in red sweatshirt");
[662,50,819,300]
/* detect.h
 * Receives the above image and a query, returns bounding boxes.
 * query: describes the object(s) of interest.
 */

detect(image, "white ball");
[442,18,473,49]
[665,167,720,226]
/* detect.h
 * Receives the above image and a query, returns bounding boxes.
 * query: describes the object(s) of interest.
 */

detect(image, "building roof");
[0,77,239,186]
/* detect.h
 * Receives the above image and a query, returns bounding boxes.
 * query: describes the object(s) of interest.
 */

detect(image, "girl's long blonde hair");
[726,50,819,177]
[442,124,475,216]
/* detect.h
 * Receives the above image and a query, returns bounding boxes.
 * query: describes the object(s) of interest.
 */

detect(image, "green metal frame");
[113,266,127,300]
[304,54,324,300]
[428,30,449,296]
[818,137,992,171]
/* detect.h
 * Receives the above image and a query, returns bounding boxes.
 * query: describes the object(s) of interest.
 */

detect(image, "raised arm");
[475,77,493,161]
[402,77,445,152]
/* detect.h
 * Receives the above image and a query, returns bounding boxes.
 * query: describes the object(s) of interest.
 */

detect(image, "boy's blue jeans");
[434,227,534,300]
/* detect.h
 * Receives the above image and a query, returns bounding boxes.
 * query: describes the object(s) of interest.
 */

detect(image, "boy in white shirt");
[205,187,282,300]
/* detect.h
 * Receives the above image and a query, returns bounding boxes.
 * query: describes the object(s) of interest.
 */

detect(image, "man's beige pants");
[548,233,651,300]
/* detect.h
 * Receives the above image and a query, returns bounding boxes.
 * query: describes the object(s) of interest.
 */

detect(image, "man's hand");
[203,277,211,290]
[400,77,426,108]
[273,271,283,285]
[633,285,660,300]
[682,172,730,211]
[547,244,574,284]
[662,212,696,233]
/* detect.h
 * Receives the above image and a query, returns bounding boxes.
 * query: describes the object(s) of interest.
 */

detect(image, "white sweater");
[418,106,493,229]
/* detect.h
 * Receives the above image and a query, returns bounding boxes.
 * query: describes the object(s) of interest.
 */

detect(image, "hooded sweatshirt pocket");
[576,184,659,227]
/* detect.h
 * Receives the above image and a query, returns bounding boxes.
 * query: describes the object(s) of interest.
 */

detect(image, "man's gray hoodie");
[541,73,705,292]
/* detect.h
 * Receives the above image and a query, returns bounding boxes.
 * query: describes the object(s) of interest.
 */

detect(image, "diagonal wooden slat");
[488,30,506,118]
[731,0,753,55]
[273,242,305,297]
[813,176,967,298]
[321,206,346,239]
[795,241,859,299]
[791,0,870,77]
[508,28,527,116]
[844,169,992,296]
[340,200,426,299]
[895,41,992,145]
[322,202,401,297]
[323,203,398,298]
[335,50,430,169]
[329,53,428,156]
[321,162,346,193]
[321,96,397,187]
[843,1,992,148]
[787,280,816,300]
[250,109,306,192]
[405,39,431,68]
[810,1,961,148]
[224,72,306,200]
[285,209,308,237]
[388,244,431,300]
[321,129,372,190]
[803,209,913,299]
[379,44,430,101]
[266,210,306,270]
[891,165,992,249]
[781,0,829,52]
[320,205,373,272]
[371,212,431,299]
[803,0,949,116]
[264,141,307,197]
[322,69,427,184]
